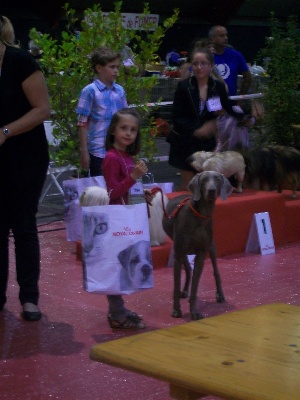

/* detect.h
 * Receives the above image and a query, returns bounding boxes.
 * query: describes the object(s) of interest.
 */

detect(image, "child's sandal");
[108,314,146,329]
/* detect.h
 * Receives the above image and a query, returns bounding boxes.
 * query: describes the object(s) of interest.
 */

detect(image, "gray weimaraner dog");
[162,171,233,320]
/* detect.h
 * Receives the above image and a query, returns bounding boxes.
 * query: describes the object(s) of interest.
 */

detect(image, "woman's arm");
[78,125,90,170]
[218,81,249,121]
[219,82,255,127]
[2,70,50,138]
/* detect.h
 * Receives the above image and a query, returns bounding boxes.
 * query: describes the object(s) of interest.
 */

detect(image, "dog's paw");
[171,309,182,318]
[180,290,188,298]
[216,292,225,303]
[191,312,204,320]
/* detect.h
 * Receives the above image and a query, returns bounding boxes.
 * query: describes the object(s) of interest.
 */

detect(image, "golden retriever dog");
[188,150,245,193]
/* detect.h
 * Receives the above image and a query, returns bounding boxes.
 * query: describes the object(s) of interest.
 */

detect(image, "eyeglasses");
[192,62,211,68]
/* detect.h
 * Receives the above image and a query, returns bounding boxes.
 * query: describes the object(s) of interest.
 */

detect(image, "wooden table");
[90,303,300,400]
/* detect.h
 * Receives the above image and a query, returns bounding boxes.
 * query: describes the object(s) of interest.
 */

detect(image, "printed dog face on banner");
[118,240,154,290]
[82,212,109,257]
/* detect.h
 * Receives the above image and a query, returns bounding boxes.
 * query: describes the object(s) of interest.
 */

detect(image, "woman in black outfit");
[0,16,50,321]
[168,47,252,190]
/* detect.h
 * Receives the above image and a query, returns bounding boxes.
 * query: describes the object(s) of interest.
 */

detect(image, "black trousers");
[0,146,49,308]
[89,154,103,177]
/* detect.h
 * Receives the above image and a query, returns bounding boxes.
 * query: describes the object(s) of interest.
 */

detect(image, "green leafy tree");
[30,2,179,168]
[257,15,300,147]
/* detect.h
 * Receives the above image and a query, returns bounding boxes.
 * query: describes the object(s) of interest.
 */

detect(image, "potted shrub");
[256,15,300,148]
[30,2,179,169]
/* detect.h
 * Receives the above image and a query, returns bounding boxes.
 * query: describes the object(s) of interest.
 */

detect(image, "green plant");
[256,15,300,147]
[30,2,179,168]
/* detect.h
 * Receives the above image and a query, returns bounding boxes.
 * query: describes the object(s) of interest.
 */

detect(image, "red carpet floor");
[1,220,300,400]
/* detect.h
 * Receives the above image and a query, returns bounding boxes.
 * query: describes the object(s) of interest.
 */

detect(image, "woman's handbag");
[81,203,154,295]
[63,175,107,241]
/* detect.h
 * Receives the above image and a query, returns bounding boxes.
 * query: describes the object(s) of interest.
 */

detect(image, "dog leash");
[170,198,211,220]
[147,188,211,220]
[147,187,169,219]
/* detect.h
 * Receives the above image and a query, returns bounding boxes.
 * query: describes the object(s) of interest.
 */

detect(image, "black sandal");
[108,313,146,329]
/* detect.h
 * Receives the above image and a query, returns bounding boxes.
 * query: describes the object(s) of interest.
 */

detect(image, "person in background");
[168,47,253,190]
[178,59,192,80]
[0,16,50,321]
[208,25,252,97]
[76,47,127,176]
[121,44,135,68]
[28,34,43,61]
[28,33,47,76]
[102,107,152,329]
[166,49,180,66]
[192,37,229,92]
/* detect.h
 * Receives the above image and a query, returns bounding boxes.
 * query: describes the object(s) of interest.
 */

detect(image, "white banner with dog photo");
[63,175,107,242]
[81,203,154,295]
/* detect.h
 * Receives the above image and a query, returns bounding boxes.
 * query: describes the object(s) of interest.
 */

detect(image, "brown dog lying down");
[188,150,245,193]
[162,171,233,320]
[241,145,300,199]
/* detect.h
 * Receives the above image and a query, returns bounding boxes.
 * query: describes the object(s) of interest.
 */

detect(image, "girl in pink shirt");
[102,108,151,329]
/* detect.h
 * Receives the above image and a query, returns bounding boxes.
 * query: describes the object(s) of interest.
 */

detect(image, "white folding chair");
[40,121,77,203]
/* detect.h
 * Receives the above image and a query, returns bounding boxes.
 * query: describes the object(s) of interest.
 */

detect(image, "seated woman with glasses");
[167,47,252,190]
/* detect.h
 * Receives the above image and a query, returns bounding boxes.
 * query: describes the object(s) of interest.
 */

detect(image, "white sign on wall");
[88,12,159,31]
[245,212,275,255]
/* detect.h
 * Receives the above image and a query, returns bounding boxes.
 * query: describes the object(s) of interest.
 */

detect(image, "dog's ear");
[188,174,201,201]
[220,174,233,200]
[118,245,133,269]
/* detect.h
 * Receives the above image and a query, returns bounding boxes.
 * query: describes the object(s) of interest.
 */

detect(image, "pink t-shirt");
[102,148,136,205]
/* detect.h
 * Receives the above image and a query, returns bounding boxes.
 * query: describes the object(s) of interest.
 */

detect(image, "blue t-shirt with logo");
[214,47,249,96]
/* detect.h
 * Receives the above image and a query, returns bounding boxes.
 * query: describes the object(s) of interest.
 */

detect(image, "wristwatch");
[1,127,10,137]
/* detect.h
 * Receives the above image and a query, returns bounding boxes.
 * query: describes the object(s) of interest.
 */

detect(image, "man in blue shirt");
[208,25,252,97]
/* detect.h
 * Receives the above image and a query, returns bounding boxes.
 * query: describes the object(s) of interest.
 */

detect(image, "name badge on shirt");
[129,181,144,195]
[206,97,222,112]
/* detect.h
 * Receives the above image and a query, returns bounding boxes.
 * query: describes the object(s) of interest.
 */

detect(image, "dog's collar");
[169,197,211,220]
[188,200,212,219]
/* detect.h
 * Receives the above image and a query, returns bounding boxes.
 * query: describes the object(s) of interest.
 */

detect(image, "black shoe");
[21,303,42,321]
[21,310,42,321]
